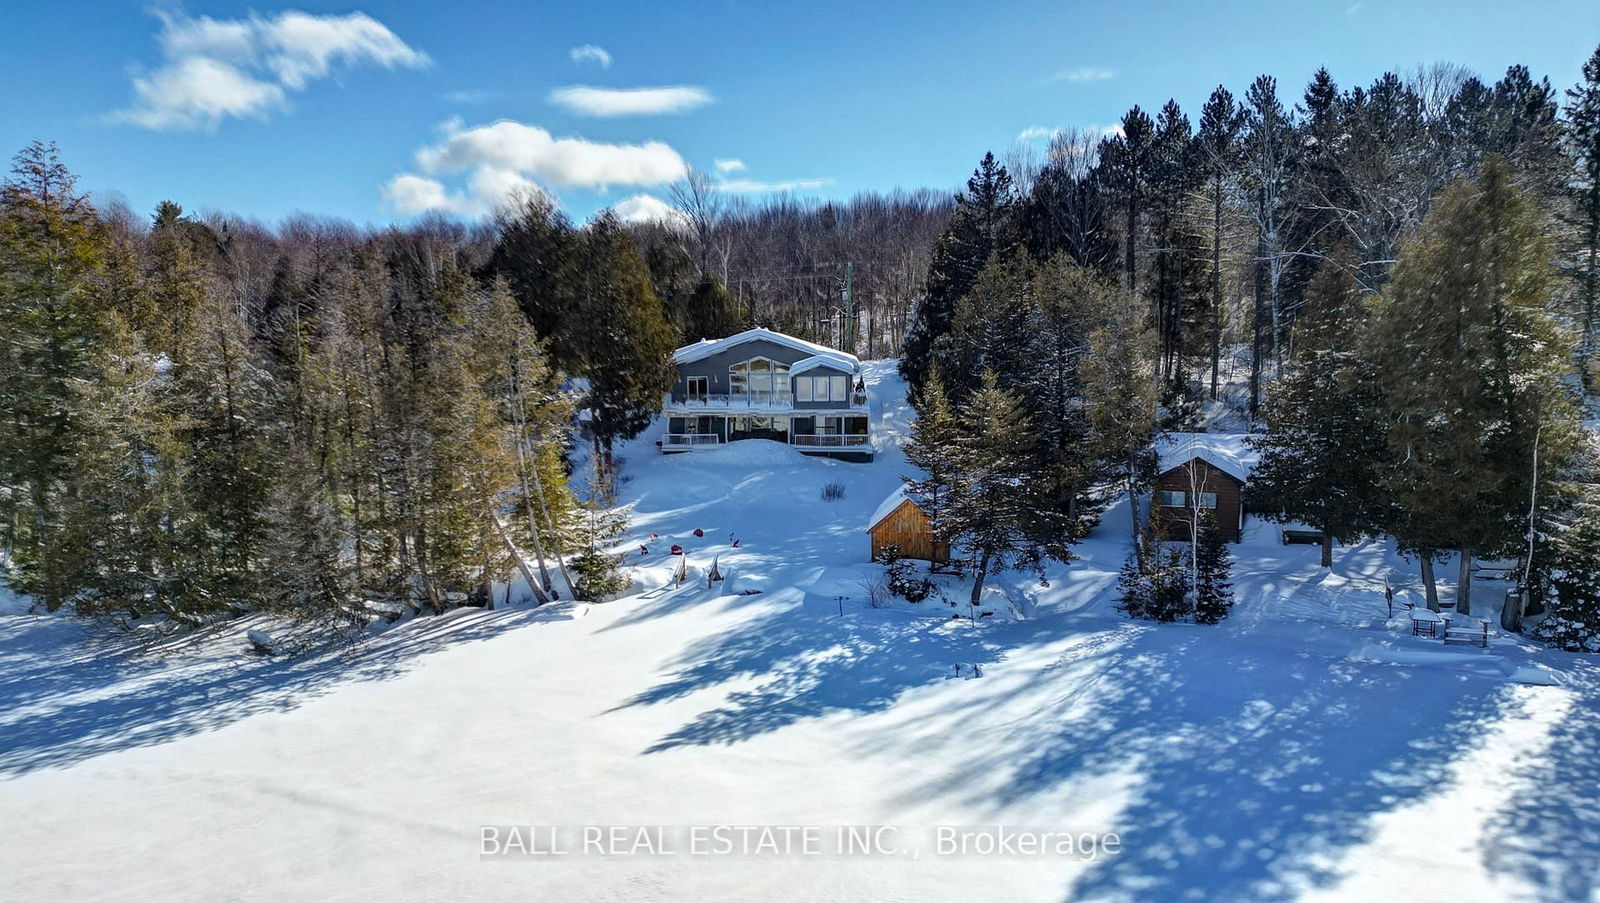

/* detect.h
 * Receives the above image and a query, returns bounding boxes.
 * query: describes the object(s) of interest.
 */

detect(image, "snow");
[3,361,1599,901]
[865,482,913,531]
[1157,430,1258,482]
[671,327,859,371]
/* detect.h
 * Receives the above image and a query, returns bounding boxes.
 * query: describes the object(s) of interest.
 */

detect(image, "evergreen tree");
[902,366,959,534]
[1196,85,1245,399]
[675,276,748,343]
[0,142,108,607]
[1248,257,1391,567]
[1533,487,1600,651]
[1097,106,1157,291]
[900,152,1020,393]
[1371,156,1584,612]
[569,213,677,472]
[943,372,1071,609]
[1081,288,1160,551]
[1565,44,1600,385]
[1192,512,1236,623]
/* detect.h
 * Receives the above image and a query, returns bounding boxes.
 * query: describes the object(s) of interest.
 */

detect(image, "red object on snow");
[670,544,683,555]
[693,528,704,538]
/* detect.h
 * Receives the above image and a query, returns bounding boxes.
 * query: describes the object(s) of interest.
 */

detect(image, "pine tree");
[1371,156,1584,612]
[943,371,1071,609]
[1192,512,1236,624]
[1565,44,1600,385]
[900,152,1020,393]
[1249,257,1391,567]
[676,276,748,343]
[1196,85,1245,399]
[1099,106,1157,291]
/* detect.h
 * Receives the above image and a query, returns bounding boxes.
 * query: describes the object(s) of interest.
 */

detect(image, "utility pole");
[842,261,854,353]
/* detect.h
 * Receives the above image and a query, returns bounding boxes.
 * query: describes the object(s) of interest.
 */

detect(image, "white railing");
[662,433,722,449]
[666,390,868,410]
[792,434,871,448]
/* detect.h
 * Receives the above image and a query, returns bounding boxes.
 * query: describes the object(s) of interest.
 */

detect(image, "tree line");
[0,149,702,635]
[898,46,1600,642]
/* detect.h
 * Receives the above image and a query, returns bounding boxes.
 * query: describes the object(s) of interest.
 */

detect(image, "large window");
[1157,490,1187,508]
[729,357,789,397]
[1198,492,1218,509]
[794,374,848,403]
[687,376,708,400]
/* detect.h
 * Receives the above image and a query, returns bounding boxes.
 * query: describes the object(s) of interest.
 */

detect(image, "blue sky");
[3,1,1596,227]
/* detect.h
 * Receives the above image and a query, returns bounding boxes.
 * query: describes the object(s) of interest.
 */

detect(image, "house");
[866,485,949,563]
[661,327,872,462]
[1149,433,1256,543]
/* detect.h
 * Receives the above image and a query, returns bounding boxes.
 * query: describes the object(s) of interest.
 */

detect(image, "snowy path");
[2,362,1597,901]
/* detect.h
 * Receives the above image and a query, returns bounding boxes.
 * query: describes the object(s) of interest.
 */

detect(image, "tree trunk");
[969,548,991,609]
[492,516,549,606]
[1210,182,1223,401]
[1420,554,1440,612]
[1457,548,1472,616]
[1320,533,1333,569]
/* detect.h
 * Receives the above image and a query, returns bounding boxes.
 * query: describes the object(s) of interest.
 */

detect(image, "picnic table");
[1408,607,1443,638]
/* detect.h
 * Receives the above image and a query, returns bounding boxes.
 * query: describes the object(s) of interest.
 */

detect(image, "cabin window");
[1199,492,1218,509]
[687,376,708,400]
[1157,490,1187,508]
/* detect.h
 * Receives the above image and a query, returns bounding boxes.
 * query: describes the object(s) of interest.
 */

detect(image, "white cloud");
[1052,67,1114,82]
[549,85,713,117]
[612,194,686,226]
[569,44,612,68]
[1017,125,1062,143]
[714,158,747,173]
[716,177,831,194]
[385,119,689,216]
[112,10,428,131]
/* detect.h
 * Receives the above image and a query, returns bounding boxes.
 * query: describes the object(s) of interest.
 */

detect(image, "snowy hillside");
[2,361,1597,901]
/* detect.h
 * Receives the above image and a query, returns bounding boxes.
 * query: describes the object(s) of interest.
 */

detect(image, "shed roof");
[866,484,919,532]
[1156,432,1257,483]
[672,327,859,371]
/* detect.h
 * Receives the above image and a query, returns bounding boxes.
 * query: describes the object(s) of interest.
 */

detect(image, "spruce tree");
[900,153,1020,393]
[1081,288,1160,551]
[1534,488,1600,651]
[902,366,959,535]
[1193,512,1236,624]
[1249,257,1390,567]
[943,371,1071,609]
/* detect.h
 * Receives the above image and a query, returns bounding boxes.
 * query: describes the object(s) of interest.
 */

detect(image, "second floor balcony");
[665,388,868,411]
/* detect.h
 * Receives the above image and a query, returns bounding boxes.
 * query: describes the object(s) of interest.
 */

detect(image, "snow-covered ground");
[2,361,1598,901]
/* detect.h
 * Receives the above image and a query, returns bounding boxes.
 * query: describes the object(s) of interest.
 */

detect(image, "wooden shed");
[1149,435,1255,543]
[867,487,949,564]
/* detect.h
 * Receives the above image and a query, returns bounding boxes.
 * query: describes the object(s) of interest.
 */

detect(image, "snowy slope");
[1,361,1597,902]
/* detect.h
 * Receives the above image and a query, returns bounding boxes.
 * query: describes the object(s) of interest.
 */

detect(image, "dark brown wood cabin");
[1150,456,1246,543]
[868,494,950,564]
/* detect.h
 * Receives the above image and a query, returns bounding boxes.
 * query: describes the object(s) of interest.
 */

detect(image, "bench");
[1442,614,1491,647]
[1281,529,1326,546]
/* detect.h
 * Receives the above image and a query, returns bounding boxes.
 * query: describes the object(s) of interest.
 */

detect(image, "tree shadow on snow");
[875,619,1540,902]
[0,607,566,778]
[608,595,1056,754]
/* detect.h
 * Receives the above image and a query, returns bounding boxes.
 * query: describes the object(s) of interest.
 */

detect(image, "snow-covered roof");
[672,327,859,371]
[789,354,855,376]
[866,484,917,532]
[1156,432,1257,483]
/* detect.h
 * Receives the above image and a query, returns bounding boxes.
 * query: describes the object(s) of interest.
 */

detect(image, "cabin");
[1149,434,1255,543]
[866,486,949,564]
[660,327,872,462]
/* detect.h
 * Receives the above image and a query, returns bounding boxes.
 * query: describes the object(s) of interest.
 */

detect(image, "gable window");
[1157,490,1187,508]
[729,357,789,399]
[796,377,813,403]
[830,375,848,402]
[687,376,708,401]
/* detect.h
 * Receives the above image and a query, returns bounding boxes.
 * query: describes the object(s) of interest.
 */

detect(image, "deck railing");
[662,433,722,449]
[665,390,867,410]
[791,434,871,447]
